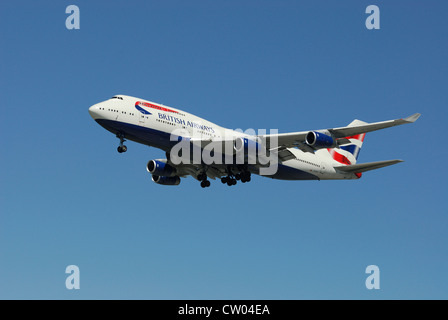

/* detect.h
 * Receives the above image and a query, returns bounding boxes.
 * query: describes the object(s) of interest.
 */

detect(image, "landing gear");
[240,171,251,183]
[199,168,251,188]
[198,172,211,188]
[221,168,251,187]
[221,176,237,186]
[200,180,211,188]
[117,145,127,153]
[116,133,127,153]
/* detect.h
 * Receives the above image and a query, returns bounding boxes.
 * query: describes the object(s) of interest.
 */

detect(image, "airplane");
[88,95,420,188]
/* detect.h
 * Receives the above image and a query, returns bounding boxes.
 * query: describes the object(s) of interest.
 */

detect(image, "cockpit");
[110,96,124,100]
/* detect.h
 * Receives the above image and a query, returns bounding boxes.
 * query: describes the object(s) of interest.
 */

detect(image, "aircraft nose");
[89,104,101,119]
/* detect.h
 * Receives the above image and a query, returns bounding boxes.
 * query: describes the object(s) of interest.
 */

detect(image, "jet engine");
[146,159,176,177]
[152,175,181,186]
[305,131,336,149]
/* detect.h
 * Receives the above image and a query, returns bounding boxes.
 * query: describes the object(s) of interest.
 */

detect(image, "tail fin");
[328,119,367,165]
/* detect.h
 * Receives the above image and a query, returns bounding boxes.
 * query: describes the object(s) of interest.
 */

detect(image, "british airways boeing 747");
[89,95,420,188]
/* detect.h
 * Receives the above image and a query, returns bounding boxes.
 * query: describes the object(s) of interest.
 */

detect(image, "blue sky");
[1,0,447,299]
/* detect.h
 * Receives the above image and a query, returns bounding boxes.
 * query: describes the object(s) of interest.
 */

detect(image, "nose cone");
[89,104,101,120]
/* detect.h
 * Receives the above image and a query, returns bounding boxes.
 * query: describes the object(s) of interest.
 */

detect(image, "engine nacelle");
[305,131,335,148]
[152,175,181,186]
[234,137,262,155]
[146,159,176,177]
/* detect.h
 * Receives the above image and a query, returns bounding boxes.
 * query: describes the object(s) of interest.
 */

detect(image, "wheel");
[205,180,211,187]
[227,180,233,186]
[200,180,207,188]
[241,177,246,183]
[221,177,227,184]
[232,179,237,185]
[235,173,241,180]
[246,176,251,182]
[122,145,127,152]
[117,146,123,153]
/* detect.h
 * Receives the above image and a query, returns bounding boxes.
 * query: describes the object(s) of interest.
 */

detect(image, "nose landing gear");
[116,133,127,153]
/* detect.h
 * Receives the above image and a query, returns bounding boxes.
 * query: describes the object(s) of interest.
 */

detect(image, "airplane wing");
[261,113,421,149]
[334,159,403,173]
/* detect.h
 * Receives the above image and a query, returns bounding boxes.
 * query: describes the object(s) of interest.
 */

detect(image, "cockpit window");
[111,96,123,100]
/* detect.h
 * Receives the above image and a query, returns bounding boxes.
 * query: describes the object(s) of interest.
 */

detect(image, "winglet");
[404,113,421,123]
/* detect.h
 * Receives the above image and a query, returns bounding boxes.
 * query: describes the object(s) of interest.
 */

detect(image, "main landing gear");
[116,133,127,153]
[198,172,211,188]
[221,169,251,187]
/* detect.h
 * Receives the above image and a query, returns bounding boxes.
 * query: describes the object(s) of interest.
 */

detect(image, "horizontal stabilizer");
[334,160,404,173]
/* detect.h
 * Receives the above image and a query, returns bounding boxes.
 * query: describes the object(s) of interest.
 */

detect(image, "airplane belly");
[266,163,319,180]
